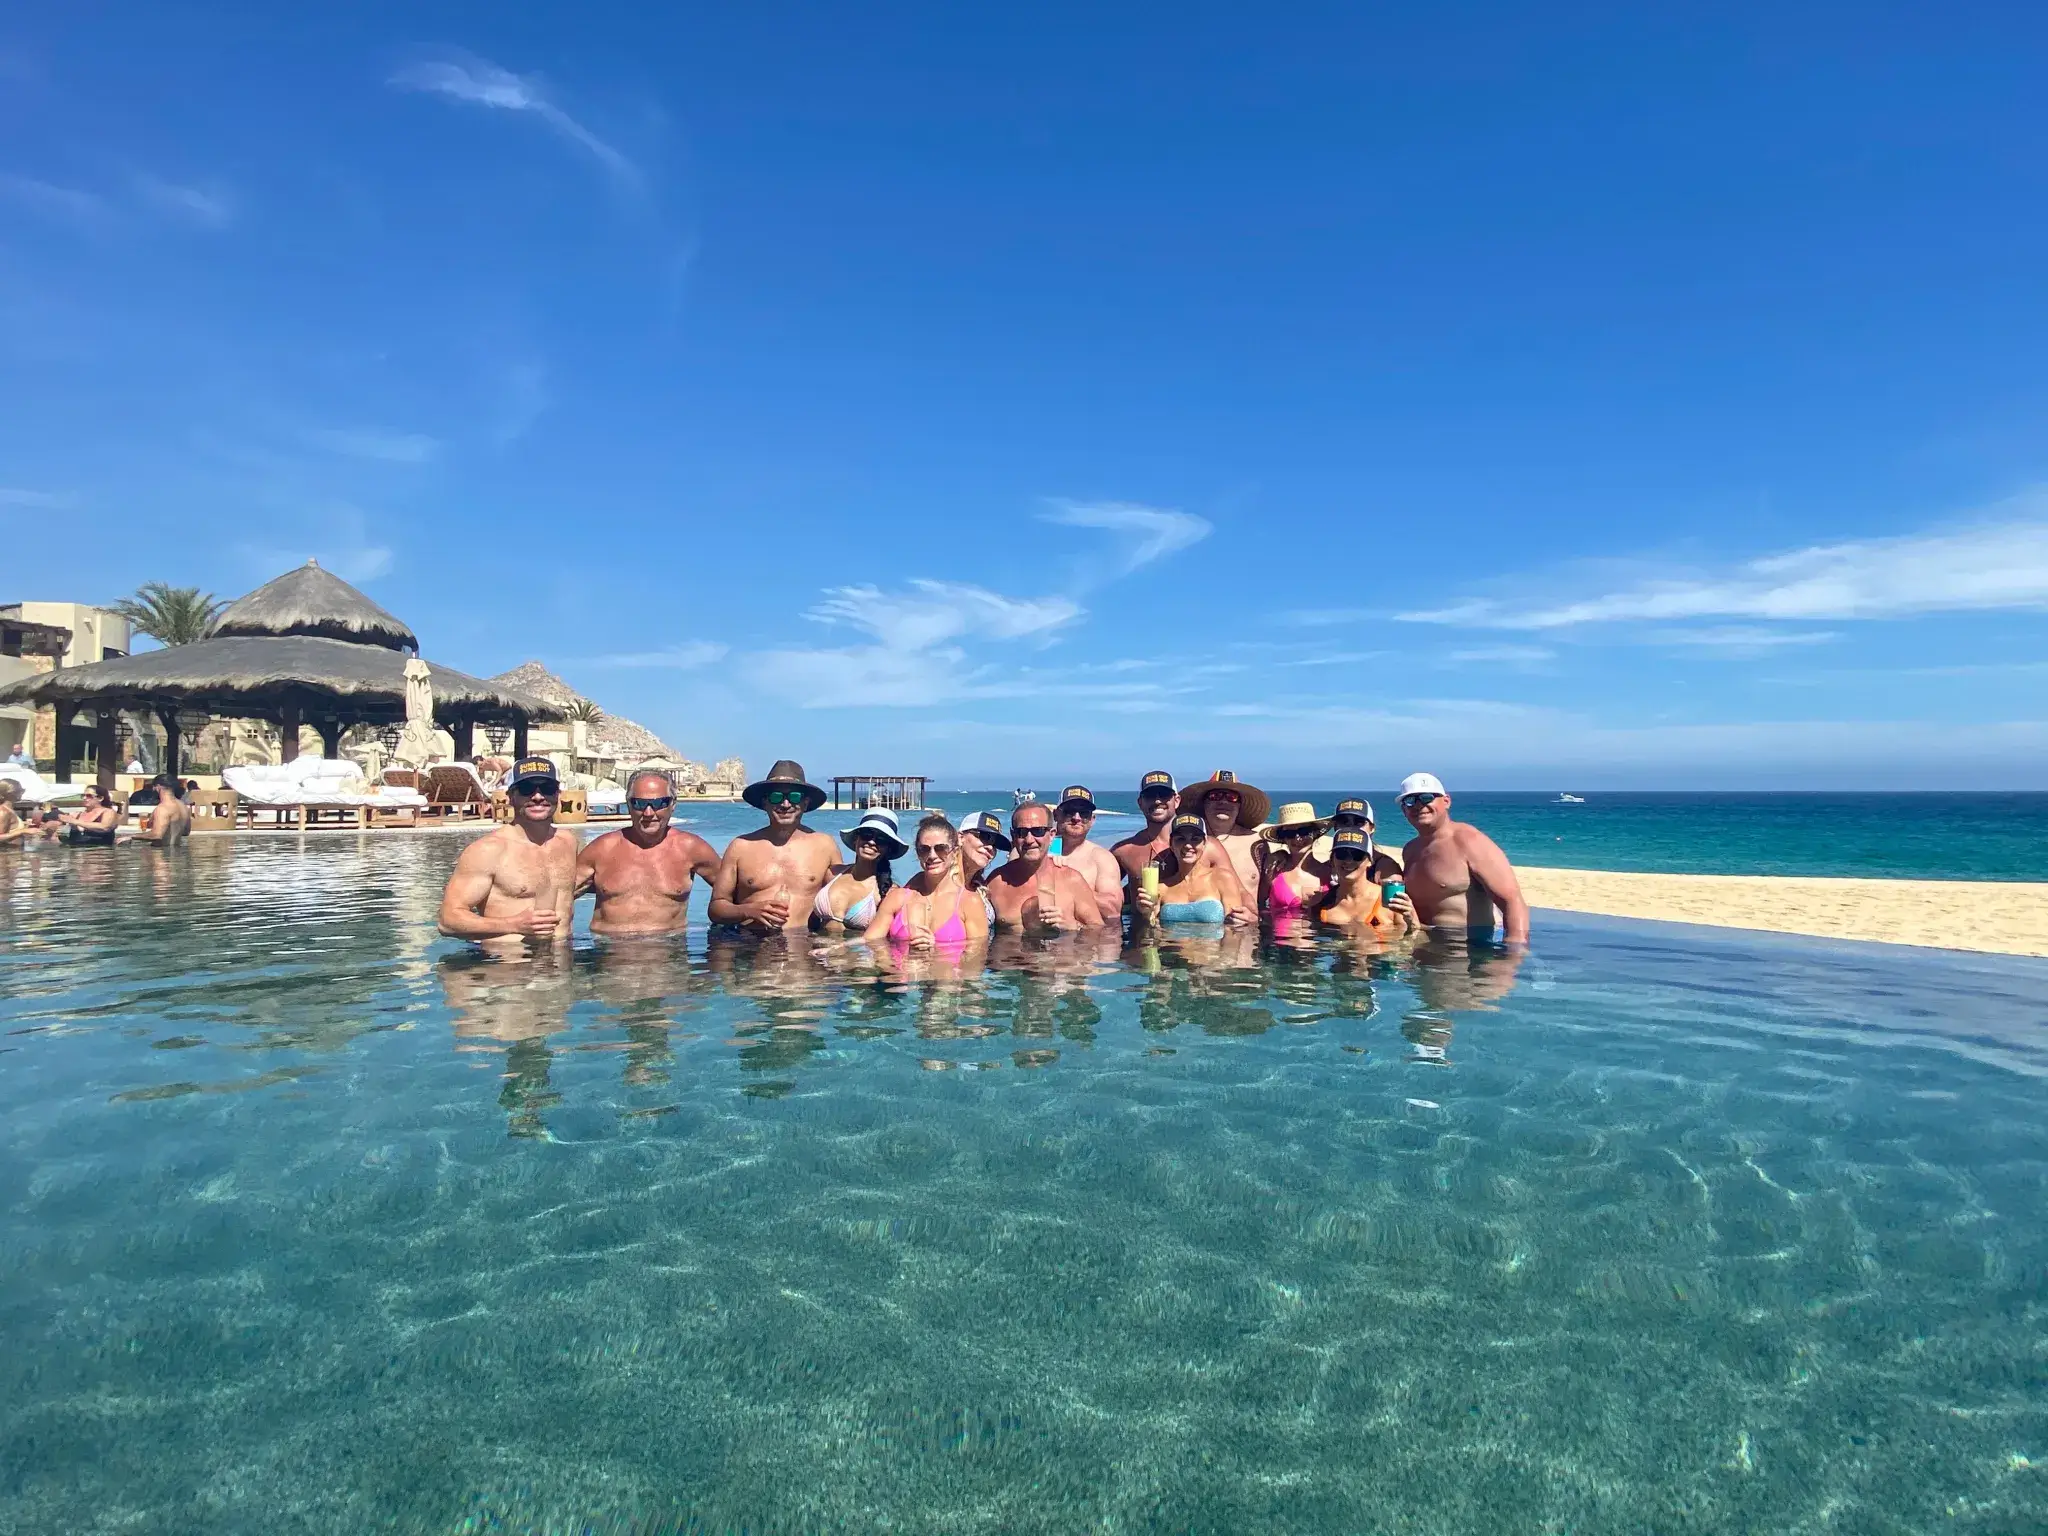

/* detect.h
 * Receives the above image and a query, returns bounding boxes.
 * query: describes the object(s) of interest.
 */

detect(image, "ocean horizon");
[786,790,2048,884]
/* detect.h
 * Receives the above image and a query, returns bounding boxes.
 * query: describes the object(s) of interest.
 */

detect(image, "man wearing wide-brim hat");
[707,759,841,934]
[1179,769,1271,896]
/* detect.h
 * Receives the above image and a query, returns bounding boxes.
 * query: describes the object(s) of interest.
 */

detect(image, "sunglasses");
[1400,793,1441,809]
[1276,826,1318,841]
[1057,806,1093,819]
[1208,791,1242,804]
[1333,849,1367,864]
[511,782,558,799]
[763,789,807,806]
[915,841,954,859]
[628,796,675,811]
[1011,824,1053,840]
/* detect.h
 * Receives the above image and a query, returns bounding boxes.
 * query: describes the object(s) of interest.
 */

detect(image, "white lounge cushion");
[0,764,84,804]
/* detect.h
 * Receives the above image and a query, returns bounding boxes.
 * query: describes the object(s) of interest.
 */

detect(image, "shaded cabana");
[0,562,561,785]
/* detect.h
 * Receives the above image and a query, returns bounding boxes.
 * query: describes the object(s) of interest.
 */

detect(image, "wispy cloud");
[1447,644,1556,666]
[494,361,549,444]
[0,486,76,508]
[1400,496,2048,630]
[808,581,1082,650]
[1653,625,1839,654]
[0,172,109,227]
[237,502,394,584]
[132,174,234,229]
[1280,607,1376,627]
[390,54,639,190]
[584,642,729,670]
[1040,499,1212,578]
[303,426,439,464]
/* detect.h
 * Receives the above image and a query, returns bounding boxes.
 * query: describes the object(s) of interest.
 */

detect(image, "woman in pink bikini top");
[865,813,991,951]
[1259,803,1330,926]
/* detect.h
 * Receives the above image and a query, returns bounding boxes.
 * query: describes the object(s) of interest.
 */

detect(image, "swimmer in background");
[577,769,720,937]
[135,774,191,846]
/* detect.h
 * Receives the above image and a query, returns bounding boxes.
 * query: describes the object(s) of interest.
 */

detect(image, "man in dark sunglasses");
[577,769,721,936]
[708,758,840,934]
[438,756,580,950]
[1396,772,1529,945]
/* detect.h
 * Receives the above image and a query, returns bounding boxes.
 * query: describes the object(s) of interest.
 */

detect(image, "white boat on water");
[1556,793,1586,803]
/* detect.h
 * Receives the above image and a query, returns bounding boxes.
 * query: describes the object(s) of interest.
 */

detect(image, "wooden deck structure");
[831,774,928,811]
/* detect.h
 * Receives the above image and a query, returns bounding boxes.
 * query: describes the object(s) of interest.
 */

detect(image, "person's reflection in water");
[1127,929,1281,1038]
[1398,933,1529,1064]
[582,938,713,1094]
[439,951,575,1138]
[701,929,838,1085]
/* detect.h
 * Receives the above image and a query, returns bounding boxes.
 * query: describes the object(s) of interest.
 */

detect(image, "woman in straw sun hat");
[812,808,907,932]
[1256,802,1329,925]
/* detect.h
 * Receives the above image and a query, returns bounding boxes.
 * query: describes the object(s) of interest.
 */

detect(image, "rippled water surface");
[3,832,2046,1534]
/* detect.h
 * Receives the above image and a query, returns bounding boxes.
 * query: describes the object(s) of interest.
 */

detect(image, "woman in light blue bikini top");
[812,812,904,932]
[1135,815,1244,927]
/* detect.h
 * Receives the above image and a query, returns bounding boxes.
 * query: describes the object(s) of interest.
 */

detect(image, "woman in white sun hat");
[811,809,908,932]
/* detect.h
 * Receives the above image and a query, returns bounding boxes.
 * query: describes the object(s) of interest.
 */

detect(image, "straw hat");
[1257,801,1328,841]
[1179,769,1270,830]
[743,758,827,813]
[840,808,909,860]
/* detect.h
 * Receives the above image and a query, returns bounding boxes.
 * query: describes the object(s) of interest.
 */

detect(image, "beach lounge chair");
[222,759,428,830]
[188,787,238,826]
[421,762,492,822]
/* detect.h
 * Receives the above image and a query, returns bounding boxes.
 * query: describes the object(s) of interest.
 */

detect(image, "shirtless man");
[1111,771,1248,908]
[1396,772,1530,945]
[983,801,1105,932]
[437,756,580,951]
[576,769,720,936]
[1052,785,1122,922]
[136,774,191,846]
[1182,770,1269,896]
[706,759,840,934]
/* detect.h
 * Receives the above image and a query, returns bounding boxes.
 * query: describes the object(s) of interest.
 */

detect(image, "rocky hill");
[489,661,739,787]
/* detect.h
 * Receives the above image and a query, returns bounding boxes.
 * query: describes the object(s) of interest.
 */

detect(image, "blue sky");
[4,4,2047,788]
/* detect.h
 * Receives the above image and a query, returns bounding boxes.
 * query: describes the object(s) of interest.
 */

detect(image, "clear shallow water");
[3,835,2047,1534]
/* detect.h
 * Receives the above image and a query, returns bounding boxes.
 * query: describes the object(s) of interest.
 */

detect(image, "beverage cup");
[1140,865,1160,897]
[1382,880,1405,904]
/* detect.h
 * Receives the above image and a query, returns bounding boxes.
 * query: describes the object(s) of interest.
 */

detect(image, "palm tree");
[566,698,603,724]
[108,583,227,646]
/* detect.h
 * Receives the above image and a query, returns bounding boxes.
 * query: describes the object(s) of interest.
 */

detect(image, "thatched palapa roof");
[0,562,559,727]
[212,560,418,650]
[0,636,555,722]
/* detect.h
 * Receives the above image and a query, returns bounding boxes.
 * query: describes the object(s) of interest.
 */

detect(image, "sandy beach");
[1521,867,2048,958]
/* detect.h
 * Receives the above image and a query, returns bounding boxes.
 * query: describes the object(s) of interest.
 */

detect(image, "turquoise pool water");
[3,833,2045,1533]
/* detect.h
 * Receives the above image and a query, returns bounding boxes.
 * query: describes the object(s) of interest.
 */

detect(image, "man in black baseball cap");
[437,756,577,950]
[1053,784,1121,922]
[1112,770,1182,894]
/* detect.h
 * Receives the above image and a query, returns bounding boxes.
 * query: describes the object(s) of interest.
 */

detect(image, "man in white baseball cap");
[1396,772,1529,945]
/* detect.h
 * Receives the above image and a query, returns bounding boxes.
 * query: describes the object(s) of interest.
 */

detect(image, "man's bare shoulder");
[456,828,520,866]
[578,828,624,862]
[672,828,720,860]
[1451,821,1510,859]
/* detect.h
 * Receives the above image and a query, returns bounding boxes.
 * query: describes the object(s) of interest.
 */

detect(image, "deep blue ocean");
[914,789,2048,882]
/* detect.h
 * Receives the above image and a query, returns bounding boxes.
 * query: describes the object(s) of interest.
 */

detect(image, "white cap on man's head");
[1398,772,1447,799]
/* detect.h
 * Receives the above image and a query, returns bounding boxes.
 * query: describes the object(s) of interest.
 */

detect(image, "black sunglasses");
[511,781,559,799]
[1276,826,1318,841]
[1011,824,1053,839]
[1333,849,1367,863]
